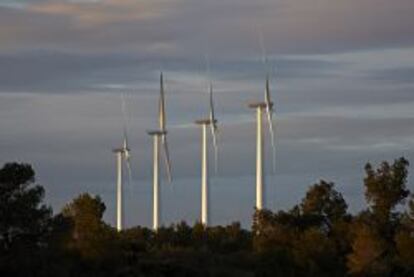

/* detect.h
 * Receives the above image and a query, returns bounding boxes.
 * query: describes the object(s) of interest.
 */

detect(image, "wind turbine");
[195,63,219,226]
[248,34,276,211]
[113,95,132,231]
[147,72,172,231]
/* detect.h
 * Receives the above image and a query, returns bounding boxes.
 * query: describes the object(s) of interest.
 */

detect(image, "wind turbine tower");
[248,75,275,211]
[195,78,218,226]
[147,72,172,231]
[113,132,131,231]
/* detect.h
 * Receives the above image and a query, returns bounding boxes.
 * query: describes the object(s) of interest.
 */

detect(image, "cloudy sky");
[1,0,414,228]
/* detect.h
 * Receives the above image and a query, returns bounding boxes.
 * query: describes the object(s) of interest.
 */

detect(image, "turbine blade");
[267,109,276,173]
[209,83,215,123]
[265,75,271,104]
[205,53,211,85]
[258,27,270,72]
[211,125,218,174]
[158,72,172,182]
[121,93,131,158]
[161,135,173,183]
[159,72,166,131]
[264,76,276,174]
[209,83,219,174]
[259,29,276,173]
[123,128,129,149]
[125,155,133,190]
[121,93,129,143]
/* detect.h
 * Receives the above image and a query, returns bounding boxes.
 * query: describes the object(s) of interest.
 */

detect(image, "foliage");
[61,193,119,261]
[301,180,348,224]
[347,223,389,275]
[0,163,52,251]
[0,163,53,276]
[0,157,413,276]
[364,157,410,223]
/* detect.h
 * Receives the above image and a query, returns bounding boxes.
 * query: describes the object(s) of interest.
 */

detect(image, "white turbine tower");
[147,72,172,231]
[195,70,218,226]
[113,95,132,231]
[248,35,276,211]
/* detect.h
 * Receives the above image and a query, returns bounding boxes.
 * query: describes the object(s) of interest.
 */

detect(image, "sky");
[1,0,414,228]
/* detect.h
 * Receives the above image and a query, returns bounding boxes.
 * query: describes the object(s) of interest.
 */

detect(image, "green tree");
[61,193,117,260]
[364,157,410,223]
[301,180,348,224]
[395,195,414,275]
[301,180,352,268]
[347,223,389,276]
[293,227,340,276]
[172,221,192,248]
[0,163,51,252]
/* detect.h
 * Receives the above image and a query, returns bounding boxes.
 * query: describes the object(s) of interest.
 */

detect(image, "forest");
[1,157,414,276]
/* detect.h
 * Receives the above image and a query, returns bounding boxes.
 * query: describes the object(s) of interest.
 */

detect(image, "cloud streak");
[1,0,414,55]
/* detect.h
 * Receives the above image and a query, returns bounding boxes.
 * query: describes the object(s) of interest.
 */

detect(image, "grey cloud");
[0,0,413,56]
[0,50,346,94]
[367,67,414,84]
[0,51,156,92]
[0,0,46,8]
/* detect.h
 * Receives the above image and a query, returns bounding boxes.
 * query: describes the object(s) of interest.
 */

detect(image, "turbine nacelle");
[248,101,273,109]
[113,147,130,156]
[195,119,217,125]
[147,130,167,137]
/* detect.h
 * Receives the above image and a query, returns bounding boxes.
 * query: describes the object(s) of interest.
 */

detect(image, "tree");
[0,163,53,276]
[301,180,348,224]
[293,227,340,276]
[0,163,51,252]
[347,223,389,276]
[395,230,414,275]
[395,195,414,275]
[364,157,410,223]
[61,193,117,260]
[2,157,413,276]
[172,221,192,248]
[207,222,251,253]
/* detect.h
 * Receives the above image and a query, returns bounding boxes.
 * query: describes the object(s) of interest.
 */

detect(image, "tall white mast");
[256,106,264,210]
[115,150,123,231]
[248,103,267,210]
[147,131,165,231]
[113,144,129,231]
[147,131,164,231]
[249,30,276,211]
[195,85,218,226]
[113,93,132,232]
[195,119,214,226]
[195,56,219,226]
[148,72,172,231]
[201,124,209,225]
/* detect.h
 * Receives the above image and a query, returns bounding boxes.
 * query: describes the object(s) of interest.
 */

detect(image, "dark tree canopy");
[364,157,410,222]
[1,158,413,276]
[0,162,51,251]
[61,193,116,260]
[301,180,348,223]
[347,223,388,275]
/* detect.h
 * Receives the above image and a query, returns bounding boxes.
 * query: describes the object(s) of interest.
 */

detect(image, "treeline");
[1,158,414,276]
